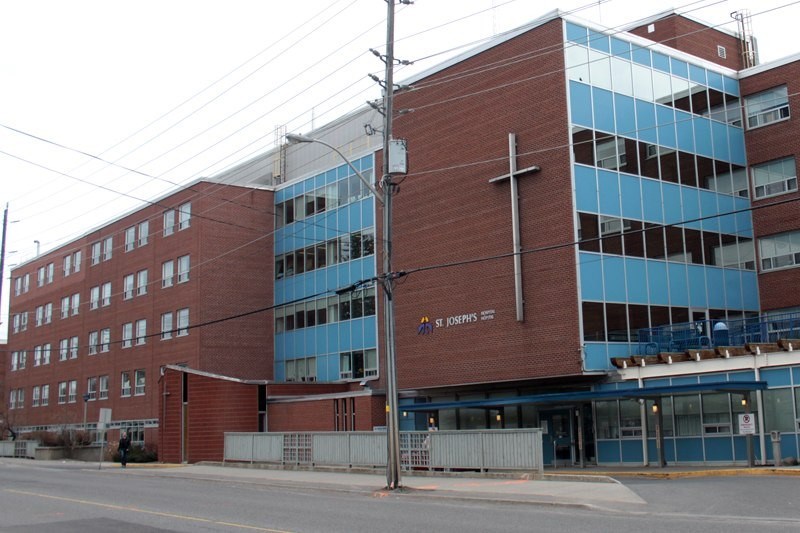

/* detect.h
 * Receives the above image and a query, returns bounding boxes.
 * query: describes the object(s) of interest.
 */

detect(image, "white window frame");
[137,269,148,295]
[177,255,190,283]
[122,322,133,348]
[61,296,70,319]
[47,263,54,283]
[123,274,134,299]
[35,305,43,326]
[746,85,790,129]
[102,282,111,306]
[41,384,50,406]
[86,376,97,401]
[163,210,175,236]
[69,336,78,359]
[37,266,45,287]
[135,319,147,345]
[59,339,68,361]
[58,382,67,404]
[71,293,80,315]
[63,254,72,277]
[759,230,800,271]
[134,369,146,395]
[68,380,77,403]
[162,260,174,288]
[178,202,191,230]
[90,286,100,310]
[103,236,113,261]
[32,385,40,407]
[161,312,173,340]
[138,220,149,246]
[99,375,109,400]
[121,372,131,397]
[88,331,99,355]
[91,242,102,265]
[34,345,42,366]
[177,308,189,336]
[100,328,110,352]
[42,343,51,364]
[125,226,136,252]
[752,157,797,199]
[44,302,52,323]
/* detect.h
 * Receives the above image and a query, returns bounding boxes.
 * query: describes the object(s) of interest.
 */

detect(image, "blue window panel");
[723,75,739,97]
[337,322,352,352]
[337,164,349,179]
[274,281,286,305]
[717,194,736,235]
[729,370,756,381]
[327,353,339,381]
[675,110,695,153]
[644,378,671,388]
[362,199,375,228]
[610,37,631,59]
[693,117,713,158]
[619,173,642,219]
[793,367,800,386]
[670,58,689,79]
[779,440,799,463]
[315,326,327,355]
[274,336,285,361]
[652,51,670,73]
[711,120,730,161]
[761,368,792,387]
[724,269,742,308]
[593,87,615,133]
[734,197,753,237]
[337,205,350,234]
[603,255,626,302]
[565,21,588,45]
[588,29,610,53]
[662,182,682,224]
[583,343,609,371]
[595,382,620,391]
[274,364,285,382]
[597,169,620,216]
[681,187,701,230]
[733,436,759,463]
[672,376,699,385]
[608,343,635,358]
[621,439,644,463]
[322,210,339,241]
[631,46,650,66]
[575,165,599,213]
[336,263,351,288]
[704,437,733,462]
[656,105,676,149]
[347,202,362,230]
[706,267,726,308]
[304,177,315,194]
[668,262,689,306]
[350,319,365,350]
[641,178,663,223]
[699,190,719,233]
[707,71,724,93]
[326,267,339,295]
[596,441,621,463]
[625,257,648,304]
[635,99,657,143]
[687,264,708,308]
[579,252,604,301]
[276,187,288,203]
[314,172,326,190]
[614,94,636,137]
[314,270,326,294]
[689,64,706,84]
[569,81,593,128]
[363,317,377,347]
[729,127,746,166]
[325,169,337,184]
[742,272,759,310]
[699,372,727,383]
[648,439,677,464]
[647,260,669,304]
[616,381,640,390]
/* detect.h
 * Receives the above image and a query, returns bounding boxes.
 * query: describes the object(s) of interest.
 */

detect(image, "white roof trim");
[163,364,270,385]
[617,8,741,40]
[268,390,377,403]
[739,51,800,78]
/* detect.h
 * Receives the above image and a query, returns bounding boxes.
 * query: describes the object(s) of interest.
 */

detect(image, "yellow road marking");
[4,489,294,533]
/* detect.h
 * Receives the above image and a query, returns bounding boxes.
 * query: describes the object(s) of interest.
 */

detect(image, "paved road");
[1,459,799,532]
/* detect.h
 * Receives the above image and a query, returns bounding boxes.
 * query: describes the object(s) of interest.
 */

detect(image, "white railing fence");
[0,440,37,458]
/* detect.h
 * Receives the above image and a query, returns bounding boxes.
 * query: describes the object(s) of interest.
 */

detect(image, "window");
[90,286,100,309]
[102,282,111,306]
[42,343,51,364]
[68,380,77,403]
[87,377,97,401]
[91,242,102,265]
[125,226,136,251]
[752,157,797,199]
[339,349,377,380]
[20,312,28,331]
[162,260,174,288]
[746,86,790,128]
[41,384,49,406]
[32,386,40,407]
[134,369,146,395]
[99,376,109,400]
[44,302,52,324]
[14,276,21,296]
[138,220,149,246]
[178,202,191,230]
[596,137,626,169]
[135,319,147,345]
[73,251,81,273]
[18,350,26,369]
[123,274,134,299]
[760,231,800,271]
[34,345,42,366]
[88,331,99,355]
[12,314,19,333]
[61,296,70,319]
[122,322,133,348]
[59,339,68,361]
[100,328,110,352]
[9,390,15,410]
[137,269,148,295]
[63,254,72,276]
[177,308,189,336]
[22,273,29,293]
[71,293,80,315]
[15,389,24,409]
[37,266,45,287]
[35,305,43,326]
[11,351,18,371]
[177,255,190,283]
[47,263,54,283]
[163,210,175,236]
[103,236,113,261]
[161,312,173,339]
[58,382,67,404]
[121,372,131,397]
[69,336,78,359]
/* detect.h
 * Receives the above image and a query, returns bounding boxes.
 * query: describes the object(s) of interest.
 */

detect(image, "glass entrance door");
[541,409,573,467]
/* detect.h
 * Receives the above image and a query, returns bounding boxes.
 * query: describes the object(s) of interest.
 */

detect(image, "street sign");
[739,413,756,434]
[98,408,112,425]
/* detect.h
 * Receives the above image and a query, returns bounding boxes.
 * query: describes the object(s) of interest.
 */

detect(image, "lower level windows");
[285,357,316,382]
[339,349,377,380]
[275,286,376,333]
[759,230,800,271]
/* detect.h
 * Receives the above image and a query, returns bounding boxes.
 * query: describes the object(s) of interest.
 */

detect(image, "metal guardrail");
[224,430,543,476]
[0,441,37,458]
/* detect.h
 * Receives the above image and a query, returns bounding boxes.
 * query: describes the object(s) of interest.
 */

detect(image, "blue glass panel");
[603,255,626,301]
[614,93,636,137]
[610,37,631,59]
[644,378,671,387]
[706,268,726,308]
[276,187,288,203]
[363,317,377,346]
[735,197,752,236]
[583,343,609,372]
[729,370,756,381]
[608,343,635,358]
[670,58,689,79]
[711,120,729,161]
[699,190,719,232]
[596,382,620,391]
[705,437,733,461]
[693,117,713,158]
[723,75,739,97]
[707,70,724,92]
[724,269,743,308]
[675,110,695,153]
[304,177,316,193]
[741,271,759,310]
[652,52,670,73]
[717,194,736,235]
[580,252,604,300]
[729,127,746,166]
[687,264,708,308]
[761,368,792,387]
[689,64,706,84]
[619,173,642,219]
[662,182,682,224]
[616,381,640,390]
[575,165,599,213]
[672,376,699,385]
[327,352,339,381]
[588,29,610,53]
[625,258,648,304]
[656,105,676,148]
[596,441,621,463]
[337,164,349,179]
[597,169,620,216]
[668,262,689,306]
[635,99,657,143]
[699,372,727,383]
[593,87,615,133]
[793,367,800,386]
[323,211,339,241]
[362,199,375,228]
[337,322,351,352]
[681,187,701,229]
[569,81,593,127]
[621,439,644,463]
[314,172,326,189]
[315,326,327,355]
[350,319,364,350]
[566,21,588,45]
[647,260,669,304]
[631,46,650,66]
[641,179,663,223]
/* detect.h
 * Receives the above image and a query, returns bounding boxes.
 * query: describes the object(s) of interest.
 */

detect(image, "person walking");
[118,431,131,468]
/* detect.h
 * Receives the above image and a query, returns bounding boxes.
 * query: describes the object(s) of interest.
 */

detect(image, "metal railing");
[224,429,543,476]
[0,440,37,458]
[638,311,800,354]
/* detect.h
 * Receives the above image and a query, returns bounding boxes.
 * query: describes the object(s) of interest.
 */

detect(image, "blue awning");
[400,380,767,412]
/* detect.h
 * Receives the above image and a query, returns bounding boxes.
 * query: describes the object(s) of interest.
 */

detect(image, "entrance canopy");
[400,380,767,411]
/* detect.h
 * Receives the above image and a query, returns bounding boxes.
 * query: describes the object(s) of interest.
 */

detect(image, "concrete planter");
[34,445,106,462]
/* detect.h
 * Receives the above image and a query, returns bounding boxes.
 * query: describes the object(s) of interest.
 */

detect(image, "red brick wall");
[627,15,745,70]
[741,59,800,312]
[267,394,384,432]
[388,19,582,391]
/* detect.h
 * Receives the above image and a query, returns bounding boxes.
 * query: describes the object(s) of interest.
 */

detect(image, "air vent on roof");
[717,45,727,59]
[647,23,655,33]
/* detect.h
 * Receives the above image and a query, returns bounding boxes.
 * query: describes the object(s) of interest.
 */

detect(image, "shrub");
[112,443,158,463]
